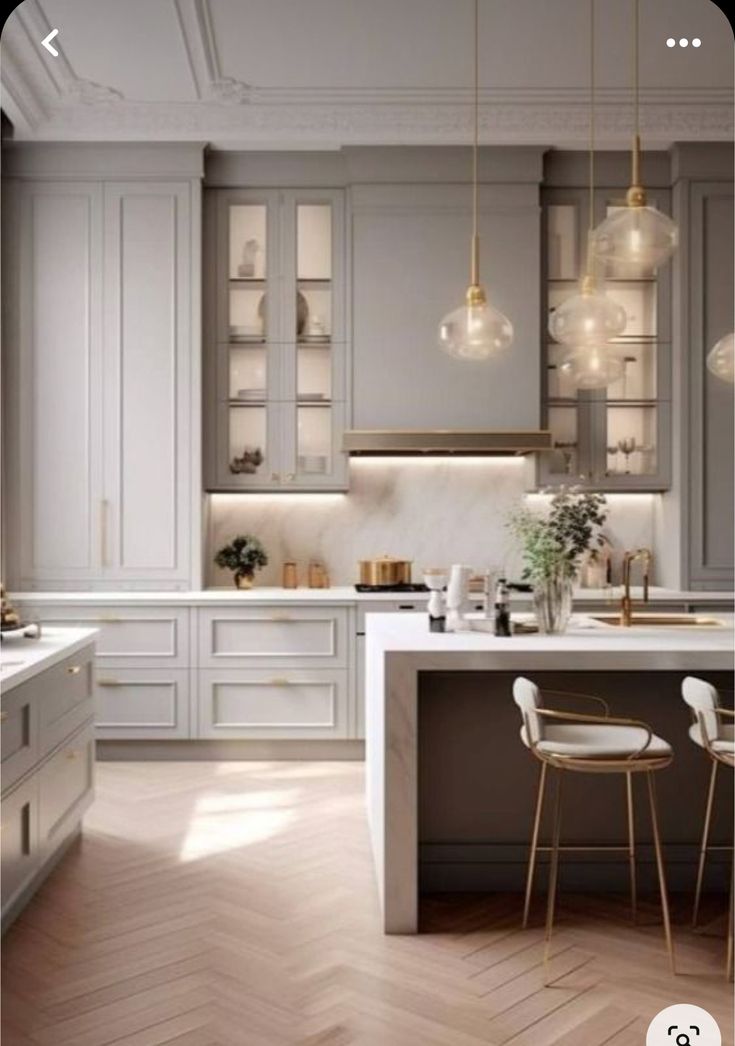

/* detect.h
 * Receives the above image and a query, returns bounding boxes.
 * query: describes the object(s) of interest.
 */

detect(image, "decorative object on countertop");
[706,331,735,384]
[508,488,608,634]
[308,561,330,588]
[0,584,41,640]
[437,0,513,361]
[214,534,269,589]
[445,564,473,632]
[493,577,512,637]
[230,446,264,475]
[591,0,678,274]
[358,556,412,588]
[282,561,299,589]
[551,0,627,391]
[579,534,613,588]
[423,568,449,632]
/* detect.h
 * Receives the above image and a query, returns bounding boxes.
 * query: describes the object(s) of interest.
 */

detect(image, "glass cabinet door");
[280,402,347,489]
[220,194,279,345]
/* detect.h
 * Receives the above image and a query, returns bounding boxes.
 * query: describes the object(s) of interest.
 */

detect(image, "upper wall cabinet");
[351,181,541,430]
[3,173,200,590]
[204,188,348,491]
[539,185,672,491]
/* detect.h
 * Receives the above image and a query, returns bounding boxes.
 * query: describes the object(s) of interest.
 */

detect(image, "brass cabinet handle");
[98,615,121,624]
[268,678,289,686]
[268,614,291,622]
[97,678,123,687]
[100,499,110,568]
[66,749,80,760]
[285,472,296,481]
[0,710,9,722]
[67,665,82,675]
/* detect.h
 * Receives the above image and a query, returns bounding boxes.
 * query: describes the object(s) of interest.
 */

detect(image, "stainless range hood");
[342,429,552,456]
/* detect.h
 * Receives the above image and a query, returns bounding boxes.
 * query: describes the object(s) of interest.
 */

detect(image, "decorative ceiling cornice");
[2,0,732,147]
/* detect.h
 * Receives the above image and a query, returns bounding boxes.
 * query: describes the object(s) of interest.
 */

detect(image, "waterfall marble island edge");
[364,612,735,934]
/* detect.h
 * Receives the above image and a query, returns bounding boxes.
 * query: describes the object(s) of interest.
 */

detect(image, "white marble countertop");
[365,612,735,663]
[0,626,98,692]
[10,586,735,606]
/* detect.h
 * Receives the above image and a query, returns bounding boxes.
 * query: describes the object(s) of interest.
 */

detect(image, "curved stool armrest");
[535,708,654,759]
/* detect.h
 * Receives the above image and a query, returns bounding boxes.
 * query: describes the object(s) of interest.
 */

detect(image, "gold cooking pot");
[358,555,413,587]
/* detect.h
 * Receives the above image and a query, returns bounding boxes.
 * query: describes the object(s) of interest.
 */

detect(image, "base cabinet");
[1,641,95,930]
[198,669,350,739]
[95,670,191,740]
[0,776,39,916]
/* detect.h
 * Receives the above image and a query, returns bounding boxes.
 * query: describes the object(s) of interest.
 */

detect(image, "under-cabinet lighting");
[349,456,525,467]
[208,493,346,506]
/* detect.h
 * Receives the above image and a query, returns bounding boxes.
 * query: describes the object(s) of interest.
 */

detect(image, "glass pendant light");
[553,0,626,389]
[592,0,678,274]
[438,0,513,360]
[706,332,735,384]
[559,344,626,389]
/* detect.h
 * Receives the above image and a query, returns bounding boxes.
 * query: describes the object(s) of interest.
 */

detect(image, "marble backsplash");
[208,459,657,587]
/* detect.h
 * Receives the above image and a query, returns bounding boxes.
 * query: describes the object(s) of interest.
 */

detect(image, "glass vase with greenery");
[214,534,269,589]
[508,489,608,634]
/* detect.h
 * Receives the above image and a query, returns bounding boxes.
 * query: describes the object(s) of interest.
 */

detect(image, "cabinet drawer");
[198,669,349,739]
[356,600,428,632]
[1,774,39,916]
[38,722,94,853]
[15,605,189,666]
[38,648,95,758]
[1,683,39,795]
[199,607,348,668]
[95,669,190,740]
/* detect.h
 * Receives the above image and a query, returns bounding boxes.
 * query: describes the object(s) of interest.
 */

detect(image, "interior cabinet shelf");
[538,187,672,492]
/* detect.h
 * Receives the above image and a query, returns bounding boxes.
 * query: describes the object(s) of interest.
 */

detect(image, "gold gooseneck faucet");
[620,548,652,626]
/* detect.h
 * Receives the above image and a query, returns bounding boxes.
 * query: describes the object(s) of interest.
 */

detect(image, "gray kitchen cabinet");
[351,178,542,430]
[3,156,201,590]
[538,183,672,491]
[205,188,349,491]
[673,145,734,589]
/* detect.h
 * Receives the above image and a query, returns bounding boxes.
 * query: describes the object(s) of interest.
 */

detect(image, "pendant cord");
[588,0,595,237]
[470,0,480,286]
[632,0,640,187]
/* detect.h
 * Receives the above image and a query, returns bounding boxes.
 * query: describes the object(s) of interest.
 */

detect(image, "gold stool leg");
[726,857,733,982]
[693,760,718,929]
[626,772,637,924]
[647,771,676,975]
[523,761,548,929]
[543,769,564,977]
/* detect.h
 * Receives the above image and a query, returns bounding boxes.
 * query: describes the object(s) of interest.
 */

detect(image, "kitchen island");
[1,627,97,930]
[365,612,734,933]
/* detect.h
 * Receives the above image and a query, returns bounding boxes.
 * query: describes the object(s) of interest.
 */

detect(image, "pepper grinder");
[423,568,449,632]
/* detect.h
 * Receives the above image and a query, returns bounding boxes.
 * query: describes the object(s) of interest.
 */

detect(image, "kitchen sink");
[590,613,726,628]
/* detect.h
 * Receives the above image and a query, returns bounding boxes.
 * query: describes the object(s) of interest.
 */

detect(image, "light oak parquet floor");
[1,761,732,1046]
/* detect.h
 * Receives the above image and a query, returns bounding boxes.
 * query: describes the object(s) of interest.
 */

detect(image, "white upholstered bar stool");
[513,676,676,974]
[681,676,734,979]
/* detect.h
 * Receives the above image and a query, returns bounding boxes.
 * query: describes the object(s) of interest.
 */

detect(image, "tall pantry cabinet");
[2,145,203,590]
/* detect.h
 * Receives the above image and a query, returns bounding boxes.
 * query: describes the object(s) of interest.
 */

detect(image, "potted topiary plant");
[508,488,607,634]
[214,534,268,589]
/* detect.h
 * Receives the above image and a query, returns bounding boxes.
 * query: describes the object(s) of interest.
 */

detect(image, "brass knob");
[67,665,82,675]
[286,472,296,481]
[0,710,9,722]
[66,750,80,760]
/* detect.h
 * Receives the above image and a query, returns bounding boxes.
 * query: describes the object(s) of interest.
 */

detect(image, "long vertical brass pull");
[100,499,110,567]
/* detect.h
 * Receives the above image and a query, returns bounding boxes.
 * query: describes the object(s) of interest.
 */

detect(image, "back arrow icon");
[41,29,59,56]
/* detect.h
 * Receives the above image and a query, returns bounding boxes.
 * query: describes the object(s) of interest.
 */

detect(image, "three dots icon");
[667,37,701,47]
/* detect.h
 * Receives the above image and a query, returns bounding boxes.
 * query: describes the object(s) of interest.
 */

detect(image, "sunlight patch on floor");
[178,788,298,861]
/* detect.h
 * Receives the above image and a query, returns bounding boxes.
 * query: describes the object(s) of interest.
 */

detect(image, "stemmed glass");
[617,436,637,474]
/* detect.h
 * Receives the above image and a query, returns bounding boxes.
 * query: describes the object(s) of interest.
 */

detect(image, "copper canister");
[358,556,412,587]
[282,561,298,589]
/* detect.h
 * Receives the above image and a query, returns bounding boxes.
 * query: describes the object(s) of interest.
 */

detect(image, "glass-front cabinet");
[539,187,671,490]
[206,188,348,490]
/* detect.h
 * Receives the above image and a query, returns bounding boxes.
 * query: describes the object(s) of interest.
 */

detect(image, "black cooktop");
[354,583,430,593]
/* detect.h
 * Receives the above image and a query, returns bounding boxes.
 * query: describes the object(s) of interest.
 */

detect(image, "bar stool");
[512,676,675,974]
[681,676,734,979]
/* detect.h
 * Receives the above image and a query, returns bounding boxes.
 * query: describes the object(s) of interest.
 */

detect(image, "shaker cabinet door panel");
[14,182,105,587]
[103,183,192,582]
[1,776,39,917]
[94,669,190,739]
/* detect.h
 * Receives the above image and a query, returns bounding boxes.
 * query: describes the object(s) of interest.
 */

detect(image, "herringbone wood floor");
[1,762,732,1046]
